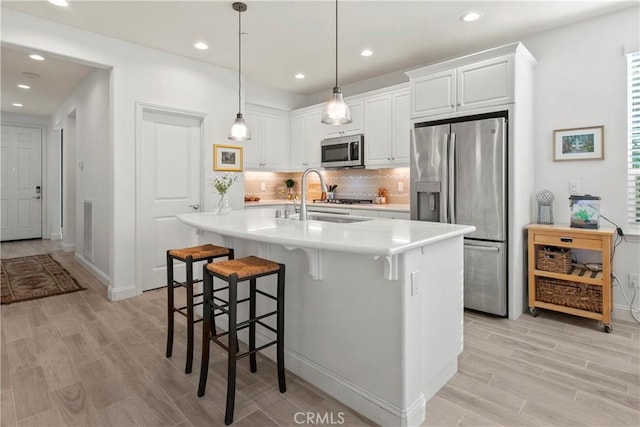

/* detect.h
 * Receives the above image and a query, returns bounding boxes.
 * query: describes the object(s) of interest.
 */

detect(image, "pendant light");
[321,0,352,125]
[228,2,251,140]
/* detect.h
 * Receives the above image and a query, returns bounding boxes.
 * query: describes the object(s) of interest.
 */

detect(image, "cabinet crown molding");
[405,42,537,80]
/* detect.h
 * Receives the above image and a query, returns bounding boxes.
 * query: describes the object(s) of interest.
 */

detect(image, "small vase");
[217,193,231,215]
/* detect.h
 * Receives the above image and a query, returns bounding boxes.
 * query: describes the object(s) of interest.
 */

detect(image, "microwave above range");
[321,134,364,169]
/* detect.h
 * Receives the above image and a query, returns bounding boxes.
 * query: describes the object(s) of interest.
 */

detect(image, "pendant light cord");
[335,0,338,88]
[238,6,242,114]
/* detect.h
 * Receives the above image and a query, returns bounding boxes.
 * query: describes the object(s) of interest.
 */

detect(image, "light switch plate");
[398,182,404,192]
[261,182,266,191]
[569,180,580,194]
[411,271,419,296]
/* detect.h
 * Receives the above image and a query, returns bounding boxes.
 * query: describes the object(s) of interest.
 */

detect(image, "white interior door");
[1,126,42,241]
[140,110,202,291]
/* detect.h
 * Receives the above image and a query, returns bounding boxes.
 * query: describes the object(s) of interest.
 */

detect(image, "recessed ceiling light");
[294,73,305,79]
[29,54,45,61]
[461,11,482,22]
[360,49,373,57]
[18,84,30,89]
[13,103,24,107]
[194,42,209,50]
[48,0,69,6]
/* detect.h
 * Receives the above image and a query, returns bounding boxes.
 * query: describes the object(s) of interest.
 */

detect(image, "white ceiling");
[1,45,96,116]
[1,0,637,116]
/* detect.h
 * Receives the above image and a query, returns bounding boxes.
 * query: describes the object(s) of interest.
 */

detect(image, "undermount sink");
[306,215,373,224]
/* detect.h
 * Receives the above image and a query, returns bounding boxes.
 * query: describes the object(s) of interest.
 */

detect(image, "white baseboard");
[74,252,109,286]
[107,283,140,301]
[61,242,76,252]
[50,233,62,240]
[244,329,420,426]
[613,304,640,324]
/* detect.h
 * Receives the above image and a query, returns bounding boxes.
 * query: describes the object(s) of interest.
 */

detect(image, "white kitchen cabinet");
[290,109,322,171]
[410,69,456,118]
[322,100,364,138]
[457,55,513,111]
[408,53,515,119]
[243,104,290,170]
[364,88,410,167]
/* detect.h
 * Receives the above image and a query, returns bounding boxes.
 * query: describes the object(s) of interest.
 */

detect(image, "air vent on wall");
[83,200,93,262]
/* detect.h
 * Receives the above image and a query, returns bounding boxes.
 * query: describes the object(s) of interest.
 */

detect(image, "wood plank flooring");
[1,239,639,426]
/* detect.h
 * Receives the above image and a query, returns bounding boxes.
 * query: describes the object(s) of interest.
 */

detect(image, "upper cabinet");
[409,69,456,117]
[364,87,410,167]
[322,100,364,138]
[290,109,323,171]
[243,104,290,171]
[457,56,513,111]
[407,43,535,120]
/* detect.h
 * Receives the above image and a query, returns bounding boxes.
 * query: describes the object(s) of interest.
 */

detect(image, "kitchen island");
[178,208,474,426]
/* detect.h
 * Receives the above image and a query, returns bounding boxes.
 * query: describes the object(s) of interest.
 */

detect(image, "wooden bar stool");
[198,256,286,425]
[166,244,234,374]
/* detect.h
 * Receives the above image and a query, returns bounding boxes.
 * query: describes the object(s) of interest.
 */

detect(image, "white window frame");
[627,51,640,234]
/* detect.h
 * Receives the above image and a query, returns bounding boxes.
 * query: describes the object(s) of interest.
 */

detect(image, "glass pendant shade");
[321,87,352,125]
[228,113,251,140]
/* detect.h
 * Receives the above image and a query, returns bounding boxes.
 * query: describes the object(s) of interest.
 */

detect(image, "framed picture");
[213,144,243,171]
[553,126,604,161]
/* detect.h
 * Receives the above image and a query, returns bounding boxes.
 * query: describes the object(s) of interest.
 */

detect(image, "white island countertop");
[178,208,474,257]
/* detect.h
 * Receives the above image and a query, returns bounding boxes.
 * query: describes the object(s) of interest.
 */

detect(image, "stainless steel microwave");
[320,134,364,168]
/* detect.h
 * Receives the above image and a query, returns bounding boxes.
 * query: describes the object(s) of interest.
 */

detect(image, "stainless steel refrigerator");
[410,113,507,316]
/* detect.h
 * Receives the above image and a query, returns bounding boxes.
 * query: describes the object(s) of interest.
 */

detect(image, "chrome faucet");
[299,168,328,221]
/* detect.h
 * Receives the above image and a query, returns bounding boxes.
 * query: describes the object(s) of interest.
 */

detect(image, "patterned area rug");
[0,254,85,304]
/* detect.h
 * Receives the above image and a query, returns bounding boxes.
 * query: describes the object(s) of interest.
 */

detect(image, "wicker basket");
[536,277,602,313]
[536,247,572,274]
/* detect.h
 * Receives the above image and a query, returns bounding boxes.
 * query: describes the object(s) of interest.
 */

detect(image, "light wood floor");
[1,239,639,427]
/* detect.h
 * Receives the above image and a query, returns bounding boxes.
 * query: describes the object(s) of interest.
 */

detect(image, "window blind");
[628,51,640,224]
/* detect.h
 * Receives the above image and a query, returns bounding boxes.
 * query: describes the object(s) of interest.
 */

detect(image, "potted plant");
[284,179,295,200]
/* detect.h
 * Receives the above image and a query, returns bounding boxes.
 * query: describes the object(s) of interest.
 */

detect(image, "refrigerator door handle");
[464,244,500,253]
[440,133,449,223]
[448,132,456,224]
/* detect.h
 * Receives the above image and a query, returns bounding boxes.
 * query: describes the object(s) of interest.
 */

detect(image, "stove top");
[313,198,374,205]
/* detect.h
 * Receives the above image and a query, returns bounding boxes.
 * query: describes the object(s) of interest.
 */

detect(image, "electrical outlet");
[398,182,404,192]
[630,273,640,289]
[261,182,266,191]
[411,271,419,296]
[569,180,580,194]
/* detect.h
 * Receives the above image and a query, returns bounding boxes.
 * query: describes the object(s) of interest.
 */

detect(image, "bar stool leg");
[225,274,239,425]
[249,278,257,373]
[166,251,174,358]
[198,266,213,397]
[276,265,286,393]
[185,256,195,374]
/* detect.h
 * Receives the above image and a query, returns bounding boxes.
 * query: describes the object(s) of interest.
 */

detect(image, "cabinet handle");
[450,104,455,108]
[560,237,573,243]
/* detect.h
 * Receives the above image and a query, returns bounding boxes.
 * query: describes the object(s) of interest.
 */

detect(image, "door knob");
[188,204,200,210]
[32,195,41,199]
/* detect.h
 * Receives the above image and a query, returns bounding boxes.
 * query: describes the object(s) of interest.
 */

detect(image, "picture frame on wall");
[553,126,604,161]
[213,144,243,171]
